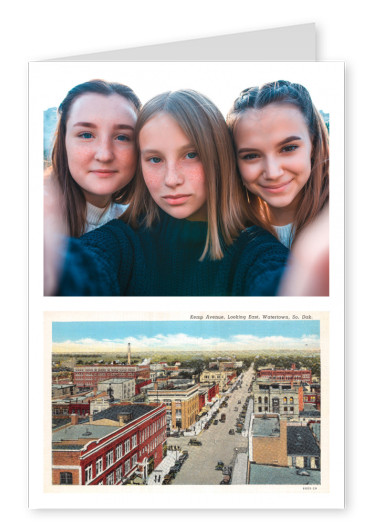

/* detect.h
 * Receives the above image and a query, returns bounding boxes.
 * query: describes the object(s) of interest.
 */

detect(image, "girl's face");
[65,93,138,208]
[139,112,207,221]
[234,103,312,225]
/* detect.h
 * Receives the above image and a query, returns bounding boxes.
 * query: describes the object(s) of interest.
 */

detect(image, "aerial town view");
[50,318,322,487]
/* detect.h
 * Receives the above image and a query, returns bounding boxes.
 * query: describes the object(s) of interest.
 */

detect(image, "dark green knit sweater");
[58,211,288,296]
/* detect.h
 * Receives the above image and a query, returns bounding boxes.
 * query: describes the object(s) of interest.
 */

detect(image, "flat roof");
[52,424,118,446]
[252,416,280,437]
[249,464,321,485]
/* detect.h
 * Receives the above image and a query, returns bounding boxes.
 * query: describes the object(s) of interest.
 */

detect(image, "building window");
[106,450,114,469]
[116,466,122,483]
[290,397,294,403]
[132,434,137,448]
[258,407,262,412]
[116,444,122,461]
[290,407,294,411]
[85,465,93,484]
[132,454,137,468]
[124,439,130,453]
[283,397,287,404]
[96,458,103,476]
[284,407,288,411]
[106,472,114,485]
[258,397,262,403]
[124,459,130,475]
[60,472,73,485]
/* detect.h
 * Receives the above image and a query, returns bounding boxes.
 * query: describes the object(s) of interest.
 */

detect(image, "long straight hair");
[227,80,329,245]
[123,89,254,260]
[51,79,141,237]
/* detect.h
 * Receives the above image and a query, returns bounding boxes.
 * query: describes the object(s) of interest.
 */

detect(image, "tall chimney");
[128,342,131,365]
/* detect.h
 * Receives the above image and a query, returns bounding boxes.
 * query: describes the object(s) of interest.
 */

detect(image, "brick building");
[52,403,167,485]
[257,363,312,384]
[303,383,321,411]
[73,364,150,389]
[249,414,321,472]
[250,414,288,467]
[147,383,199,430]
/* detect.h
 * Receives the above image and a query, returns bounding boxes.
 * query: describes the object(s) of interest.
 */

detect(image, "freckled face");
[139,112,207,221]
[65,93,138,208]
[234,103,312,225]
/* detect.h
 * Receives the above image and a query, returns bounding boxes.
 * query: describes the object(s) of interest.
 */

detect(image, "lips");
[91,170,118,178]
[162,194,191,205]
[260,180,293,193]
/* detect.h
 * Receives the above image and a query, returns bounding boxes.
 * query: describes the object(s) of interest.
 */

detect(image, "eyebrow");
[72,121,134,130]
[276,135,302,147]
[141,144,195,156]
[237,135,302,154]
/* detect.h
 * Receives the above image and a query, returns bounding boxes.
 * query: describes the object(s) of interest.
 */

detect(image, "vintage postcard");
[31,310,342,509]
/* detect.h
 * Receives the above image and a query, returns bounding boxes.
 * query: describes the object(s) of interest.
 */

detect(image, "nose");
[164,161,184,187]
[263,156,284,180]
[94,136,114,163]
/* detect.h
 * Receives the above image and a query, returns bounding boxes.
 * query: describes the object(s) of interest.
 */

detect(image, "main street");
[165,364,255,485]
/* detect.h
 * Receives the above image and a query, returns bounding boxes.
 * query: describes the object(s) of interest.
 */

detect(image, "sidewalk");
[146,449,182,485]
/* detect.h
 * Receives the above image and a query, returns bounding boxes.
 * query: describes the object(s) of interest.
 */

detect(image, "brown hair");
[51,79,141,237]
[122,89,254,260]
[227,80,329,246]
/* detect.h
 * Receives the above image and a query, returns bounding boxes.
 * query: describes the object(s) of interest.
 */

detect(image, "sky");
[52,320,320,353]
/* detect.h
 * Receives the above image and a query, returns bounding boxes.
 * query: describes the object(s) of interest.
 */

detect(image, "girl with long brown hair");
[227,80,329,248]
[50,79,141,237]
[48,89,288,296]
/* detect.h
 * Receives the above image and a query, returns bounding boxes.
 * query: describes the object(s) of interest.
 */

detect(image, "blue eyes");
[79,132,94,139]
[77,133,130,141]
[148,152,198,164]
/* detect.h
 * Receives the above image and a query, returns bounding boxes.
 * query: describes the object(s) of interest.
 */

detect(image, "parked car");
[213,419,218,425]
[296,468,310,476]
[188,438,202,446]
[182,450,189,456]
[229,429,235,435]
[238,400,241,404]
[162,474,173,484]
[215,461,224,470]
[220,475,231,485]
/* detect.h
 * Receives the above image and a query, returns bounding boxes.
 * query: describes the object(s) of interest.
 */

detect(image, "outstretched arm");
[278,207,329,296]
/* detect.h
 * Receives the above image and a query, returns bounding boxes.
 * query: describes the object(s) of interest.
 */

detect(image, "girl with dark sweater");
[49,89,288,296]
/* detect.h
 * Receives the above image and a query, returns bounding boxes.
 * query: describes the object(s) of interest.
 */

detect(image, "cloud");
[52,331,320,353]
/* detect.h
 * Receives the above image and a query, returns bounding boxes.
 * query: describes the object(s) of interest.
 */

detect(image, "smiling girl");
[49,79,141,237]
[49,89,288,296]
[227,80,329,248]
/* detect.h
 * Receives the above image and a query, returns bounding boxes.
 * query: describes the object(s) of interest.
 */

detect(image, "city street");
[165,365,255,485]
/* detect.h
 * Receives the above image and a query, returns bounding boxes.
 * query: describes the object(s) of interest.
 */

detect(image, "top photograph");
[35,62,342,297]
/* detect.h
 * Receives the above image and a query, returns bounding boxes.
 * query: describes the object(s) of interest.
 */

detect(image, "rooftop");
[252,416,280,437]
[287,426,320,456]
[92,403,155,422]
[98,378,134,384]
[52,424,118,445]
[249,464,321,485]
